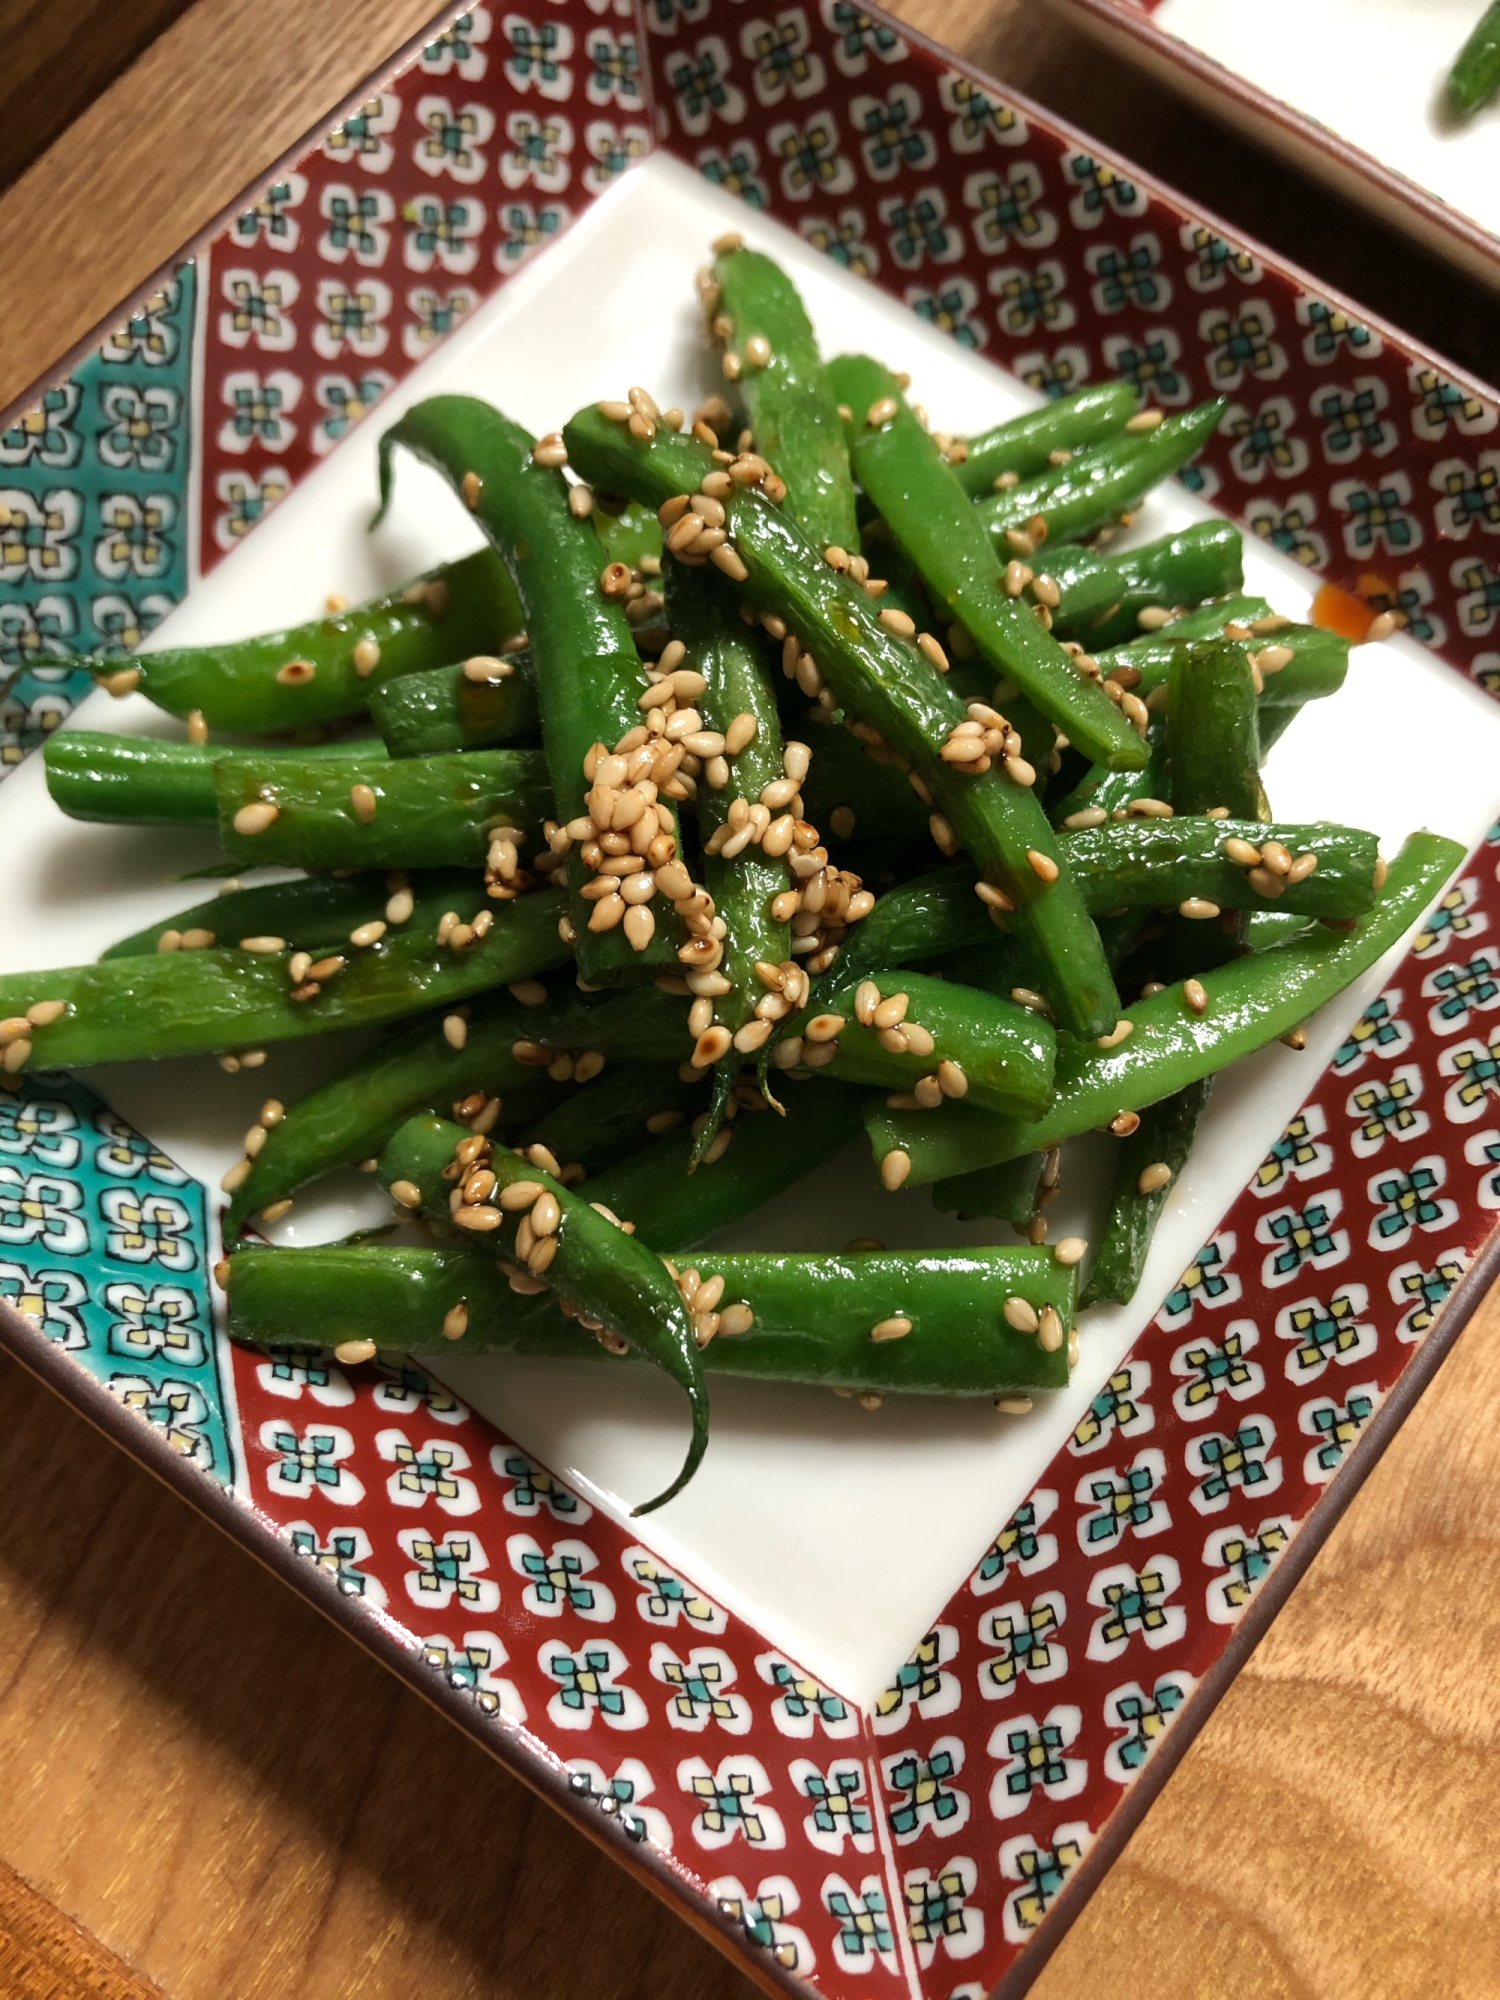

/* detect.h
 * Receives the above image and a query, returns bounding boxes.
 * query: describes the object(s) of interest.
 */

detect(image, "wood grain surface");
[3,3,1499,1996]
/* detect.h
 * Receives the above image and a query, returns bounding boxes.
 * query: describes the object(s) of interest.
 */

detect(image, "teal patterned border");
[0,263,198,776]
[0,1072,234,1486]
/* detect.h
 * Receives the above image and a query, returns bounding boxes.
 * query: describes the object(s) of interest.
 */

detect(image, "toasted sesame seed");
[1005,754,1037,788]
[1038,1305,1065,1351]
[995,1395,1033,1415]
[219,1156,251,1194]
[1365,610,1398,641]
[1096,1019,1134,1048]
[156,931,182,953]
[1281,1025,1309,1050]
[1004,1295,1039,1333]
[1027,848,1059,884]
[344,782,376,826]
[347,920,385,950]
[709,542,749,581]
[1246,866,1285,899]
[872,993,909,1030]
[384,887,414,926]
[937,1059,968,1099]
[180,928,215,950]
[694,1025,733,1067]
[915,631,949,673]
[1126,408,1165,431]
[1003,558,1034,597]
[1137,1161,1173,1196]
[260,1198,294,1225]
[879,1149,911,1191]
[1053,1236,1087,1266]
[443,1014,468,1050]
[100,666,142,697]
[1109,1109,1141,1138]
[867,396,898,426]
[1183,977,1209,1015]
[929,813,957,857]
[1373,855,1388,892]
[1063,806,1107,830]
[1223,837,1262,866]
[879,606,916,638]
[275,658,316,685]
[1136,605,1174,630]
[239,935,286,954]
[870,1315,912,1343]
[1179,897,1219,921]
[233,800,280,837]
[1031,573,1062,609]
[333,1338,378,1365]
[1285,851,1319,884]
[804,1013,847,1043]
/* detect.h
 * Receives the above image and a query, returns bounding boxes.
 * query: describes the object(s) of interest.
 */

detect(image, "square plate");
[4,4,1500,1992]
[1053,0,1500,289]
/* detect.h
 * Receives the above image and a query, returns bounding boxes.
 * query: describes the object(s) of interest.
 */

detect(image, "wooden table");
[3,5,1499,1994]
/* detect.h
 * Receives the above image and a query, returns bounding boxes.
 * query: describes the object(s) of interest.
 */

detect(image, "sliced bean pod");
[1165,639,1264,821]
[1077,1078,1213,1308]
[379,1115,706,1512]
[1448,2,1500,115]
[230,1243,1073,1395]
[517,1062,705,1180]
[711,243,861,550]
[70,547,521,731]
[785,969,1055,1118]
[973,400,1227,548]
[864,831,1464,1185]
[370,653,539,757]
[0,885,571,1072]
[566,403,1123,1039]
[378,397,683,980]
[827,353,1146,770]
[953,382,1139,496]
[1064,817,1379,918]
[931,1151,1048,1229]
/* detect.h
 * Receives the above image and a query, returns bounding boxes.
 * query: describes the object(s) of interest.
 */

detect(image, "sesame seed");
[533,435,568,468]
[347,782,377,825]
[937,1059,968,1098]
[711,229,743,254]
[879,606,915,637]
[1137,1161,1173,1196]
[1260,840,1293,876]
[710,543,749,581]
[872,993,909,1030]
[184,709,210,747]
[1054,1236,1087,1265]
[744,334,772,369]
[1373,855,1388,892]
[1126,408,1165,431]
[1246,866,1285,899]
[239,935,286,954]
[1005,754,1037,788]
[1179,897,1219,920]
[1110,1109,1140,1137]
[1223,837,1262,866]
[259,1199,294,1225]
[349,920,386,949]
[155,931,182,953]
[100,666,142,698]
[1129,798,1175,819]
[233,800,280,837]
[805,1013,847,1043]
[995,1396,1033,1415]
[1281,1025,1309,1050]
[443,1014,468,1050]
[1004,1295,1039,1333]
[1038,1305,1065,1351]
[1026,848,1059,884]
[857,1392,883,1409]
[870,1315,912,1343]
[867,396,898,426]
[219,1156,251,1194]
[1095,1019,1134,1048]
[334,1338,378,1365]
[694,1025,733,1067]
[275,659,316,685]
[880,1149,911,1191]
[1365,611,1398,641]
[929,813,957,857]
[289,952,312,984]
[385,887,414,925]
[1136,605,1173,630]
[1285,851,1319,884]
[1063,807,1107,830]
[1031,573,1062,609]
[1183,978,1209,1015]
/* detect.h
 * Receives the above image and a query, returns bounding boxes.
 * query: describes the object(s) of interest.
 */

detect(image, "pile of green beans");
[5,224,1463,1513]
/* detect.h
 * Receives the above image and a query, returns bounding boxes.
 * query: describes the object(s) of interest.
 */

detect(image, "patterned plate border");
[4,4,1500,1996]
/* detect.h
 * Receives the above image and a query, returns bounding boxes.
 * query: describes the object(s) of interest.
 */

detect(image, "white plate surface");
[3,154,1495,1706]
[1154,0,1500,242]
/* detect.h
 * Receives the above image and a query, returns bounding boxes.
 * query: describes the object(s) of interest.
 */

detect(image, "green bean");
[827,354,1146,771]
[0,885,574,1073]
[216,748,550,871]
[1064,816,1378,918]
[663,564,790,1109]
[973,401,1226,548]
[1165,639,1264,820]
[795,720,932,859]
[785,968,1055,1116]
[229,1242,1074,1396]
[378,396,684,980]
[591,497,663,574]
[1077,1078,1213,1307]
[710,244,861,551]
[44,730,387,827]
[1045,522,1244,651]
[102,868,475,961]
[954,382,1139,497]
[1448,2,1500,115]
[379,1115,706,1512]
[863,831,1464,1186]
[73,548,521,731]
[370,653,538,757]
[225,978,695,1232]
[565,404,1124,1039]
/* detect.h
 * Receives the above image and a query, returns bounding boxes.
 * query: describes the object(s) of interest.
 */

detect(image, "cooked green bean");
[1448,2,1500,115]
[710,242,861,551]
[44,730,388,827]
[378,396,684,980]
[953,382,1139,497]
[379,1114,707,1512]
[1045,521,1244,651]
[230,1241,1074,1395]
[518,1062,704,1179]
[102,868,473,961]
[931,1150,1047,1230]
[370,652,538,757]
[864,831,1463,1186]
[1165,639,1265,821]
[1077,1078,1213,1307]
[72,547,521,731]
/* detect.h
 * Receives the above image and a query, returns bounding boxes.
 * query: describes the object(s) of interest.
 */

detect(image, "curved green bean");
[954,382,1139,496]
[370,654,538,757]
